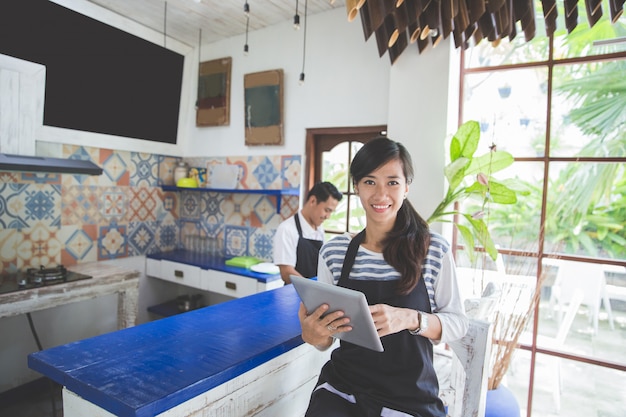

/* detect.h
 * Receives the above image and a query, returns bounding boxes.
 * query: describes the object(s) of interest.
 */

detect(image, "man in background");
[273,182,342,284]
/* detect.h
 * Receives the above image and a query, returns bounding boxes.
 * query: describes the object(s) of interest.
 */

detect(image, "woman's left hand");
[369,304,419,337]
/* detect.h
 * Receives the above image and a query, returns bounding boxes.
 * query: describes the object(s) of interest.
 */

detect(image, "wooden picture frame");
[244,69,284,146]
[196,57,231,126]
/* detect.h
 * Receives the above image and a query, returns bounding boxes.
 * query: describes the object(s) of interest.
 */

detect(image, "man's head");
[301,182,343,228]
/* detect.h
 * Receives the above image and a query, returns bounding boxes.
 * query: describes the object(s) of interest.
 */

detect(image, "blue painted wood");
[28,285,304,417]
[147,250,281,283]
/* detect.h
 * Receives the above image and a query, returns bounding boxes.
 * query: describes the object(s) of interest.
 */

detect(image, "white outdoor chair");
[547,259,614,334]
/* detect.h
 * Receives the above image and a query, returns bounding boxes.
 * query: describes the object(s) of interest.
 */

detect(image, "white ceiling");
[86,0,346,47]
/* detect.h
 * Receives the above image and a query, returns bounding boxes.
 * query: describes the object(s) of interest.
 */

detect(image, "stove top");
[0,265,92,295]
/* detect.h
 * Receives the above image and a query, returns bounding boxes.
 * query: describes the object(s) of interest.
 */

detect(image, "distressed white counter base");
[62,342,332,417]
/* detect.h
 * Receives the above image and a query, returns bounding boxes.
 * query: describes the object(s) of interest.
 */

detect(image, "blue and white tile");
[224,225,249,257]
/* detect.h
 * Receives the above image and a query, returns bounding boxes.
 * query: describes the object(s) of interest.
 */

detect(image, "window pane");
[322,142,350,193]
[551,60,626,157]
[323,194,346,234]
[463,68,548,158]
[455,162,544,253]
[544,162,626,260]
[348,195,365,234]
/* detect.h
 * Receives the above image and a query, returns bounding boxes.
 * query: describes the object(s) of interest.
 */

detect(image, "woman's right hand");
[298,302,352,350]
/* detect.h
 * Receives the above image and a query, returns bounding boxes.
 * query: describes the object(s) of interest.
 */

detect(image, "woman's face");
[354,158,409,228]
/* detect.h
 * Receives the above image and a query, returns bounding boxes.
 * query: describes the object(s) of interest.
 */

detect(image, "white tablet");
[291,275,384,352]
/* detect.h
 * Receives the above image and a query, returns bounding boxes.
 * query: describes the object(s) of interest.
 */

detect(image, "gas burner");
[0,265,93,295]
[27,265,68,283]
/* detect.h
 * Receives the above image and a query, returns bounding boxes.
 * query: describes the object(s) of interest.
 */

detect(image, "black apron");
[315,230,445,417]
[294,214,323,278]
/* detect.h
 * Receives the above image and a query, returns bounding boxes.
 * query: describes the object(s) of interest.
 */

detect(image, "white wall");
[186,8,390,157]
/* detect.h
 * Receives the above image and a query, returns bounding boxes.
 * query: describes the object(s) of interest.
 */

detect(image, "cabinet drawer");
[145,258,161,278]
[160,260,201,289]
[203,270,258,298]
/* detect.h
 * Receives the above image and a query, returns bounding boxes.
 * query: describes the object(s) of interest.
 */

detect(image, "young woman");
[298,137,468,417]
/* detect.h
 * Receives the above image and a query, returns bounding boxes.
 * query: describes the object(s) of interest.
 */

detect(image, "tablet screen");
[291,275,384,352]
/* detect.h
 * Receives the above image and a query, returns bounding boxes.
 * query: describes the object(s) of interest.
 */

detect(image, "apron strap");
[340,230,366,282]
[294,213,303,237]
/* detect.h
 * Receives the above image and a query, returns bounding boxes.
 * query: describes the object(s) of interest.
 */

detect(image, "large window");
[460,4,626,416]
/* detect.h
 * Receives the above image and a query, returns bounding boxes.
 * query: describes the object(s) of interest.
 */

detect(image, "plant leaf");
[466,151,514,176]
[455,223,476,261]
[453,120,481,159]
[445,157,471,191]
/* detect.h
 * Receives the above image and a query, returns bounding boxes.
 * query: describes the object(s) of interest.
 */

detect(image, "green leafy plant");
[427,120,524,261]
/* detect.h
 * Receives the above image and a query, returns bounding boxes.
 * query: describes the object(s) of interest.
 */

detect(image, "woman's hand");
[298,302,352,350]
[370,304,442,339]
[370,304,419,337]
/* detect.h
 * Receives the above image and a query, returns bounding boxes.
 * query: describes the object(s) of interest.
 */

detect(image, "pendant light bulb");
[243,44,249,56]
[243,2,250,15]
[293,14,301,30]
[299,72,305,85]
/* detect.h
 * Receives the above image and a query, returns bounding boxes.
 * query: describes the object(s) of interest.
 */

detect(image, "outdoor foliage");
[427,120,526,261]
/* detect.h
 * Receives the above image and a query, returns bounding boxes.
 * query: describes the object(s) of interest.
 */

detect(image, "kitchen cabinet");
[159,260,202,289]
[146,251,283,311]
[160,185,299,213]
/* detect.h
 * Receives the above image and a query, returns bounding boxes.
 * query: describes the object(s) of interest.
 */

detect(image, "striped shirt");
[317,232,468,343]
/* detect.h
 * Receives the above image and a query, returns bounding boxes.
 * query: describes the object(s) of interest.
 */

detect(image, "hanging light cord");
[198,28,202,63]
[301,0,308,75]
[163,1,167,47]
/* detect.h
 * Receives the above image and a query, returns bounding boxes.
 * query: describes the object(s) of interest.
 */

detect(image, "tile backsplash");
[0,144,300,273]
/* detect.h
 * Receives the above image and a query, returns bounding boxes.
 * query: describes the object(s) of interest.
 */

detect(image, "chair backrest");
[553,260,605,306]
[554,288,584,345]
[440,319,493,417]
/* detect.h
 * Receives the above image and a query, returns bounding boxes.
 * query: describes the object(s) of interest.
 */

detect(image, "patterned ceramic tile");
[101,150,130,186]
[179,190,201,221]
[252,156,281,190]
[0,171,22,184]
[158,156,179,186]
[248,227,274,261]
[155,212,178,252]
[224,225,248,257]
[0,183,61,230]
[22,184,62,228]
[20,221,63,268]
[128,186,158,222]
[279,195,300,220]
[1,148,301,269]
[157,189,178,220]
[61,185,100,226]
[59,224,97,265]
[0,182,29,229]
[62,145,101,187]
[98,220,128,260]
[281,155,301,190]
[130,152,159,187]
[0,228,21,273]
[252,195,278,226]
[128,221,157,256]
[20,173,62,185]
[100,187,128,222]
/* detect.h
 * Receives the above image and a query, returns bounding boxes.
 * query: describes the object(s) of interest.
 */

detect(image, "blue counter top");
[147,250,281,284]
[28,285,303,417]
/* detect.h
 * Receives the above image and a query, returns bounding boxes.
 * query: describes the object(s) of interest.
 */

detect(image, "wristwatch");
[409,311,428,336]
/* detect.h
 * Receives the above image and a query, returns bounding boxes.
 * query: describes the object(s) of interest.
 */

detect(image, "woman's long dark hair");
[350,137,430,294]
